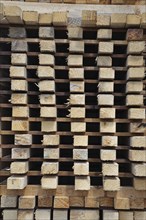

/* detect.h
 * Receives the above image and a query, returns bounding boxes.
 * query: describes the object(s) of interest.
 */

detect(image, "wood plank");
[53,11,68,26]
[53,210,68,220]
[3,210,18,220]
[10,161,29,174]
[100,149,116,161]
[43,135,59,145]
[69,196,85,207]
[74,162,89,175]
[40,40,56,52]
[12,106,29,117]
[1,195,17,208]
[73,135,88,147]
[103,177,120,191]
[19,196,35,209]
[119,211,133,220]
[111,13,126,27]
[41,162,59,174]
[100,108,115,119]
[70,107,85,118]
[23,11,38,25]
[127,67,145,80]
[41,176,58,189]
[128,108,145,119]
[96,56,112,67]
[12,148,30,159]
[39,13,52,25]
[114,198,130,210]
[54,196,69,208]
[7,176,27,189]
[98,42,114,54]
[126,29,143,41]
[39,54,54,65]
[10,66,26,78]
[39,27,54,39]
[38,196,53,207]
[102,162,118,176]
[126,14,141,27]
[18,211,34,220]
[39,94,56,105]
[103,210,119,220]
[96,15,110,27]
[70,209,99,220]
[127,41,145,54]
[82,10,97,27]
[132,163,146,176]
[4,6,23,24]
[11,53,27,65]
[75,176,90,190]
[12,120,29,131]
[97,29,112,39]
[15,134,32,145]
[10,93,27,105]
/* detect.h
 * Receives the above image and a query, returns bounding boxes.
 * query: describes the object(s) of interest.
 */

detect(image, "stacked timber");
[0,3,146,220]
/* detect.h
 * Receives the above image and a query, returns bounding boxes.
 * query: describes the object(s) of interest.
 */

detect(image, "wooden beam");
[96,56,112,67]
[114,198,130,210]
[39,13,52,25]
[11,53,27,65]
[10,66,26,78]
[12,148,30,159]
[99,68,115,80]
[43,135,59,145]
[96,15,110,27]
[18,210,34,220]
[75,176,90,190]
[12,120,29,131]
[3,210,18,220]
[98,94,114,106]
[7,176,27,189]
[100,108,115,119]
[39,54,54,65]
[53,11,68,26]
[23,11,38,25]
[73,135,88,146]
[10,161,29,174]
[38,80,55,92]
[70,107,85,118]
[39,94,56,105]
[40,40,56,52]
[11,93,27,105]
[82,10,97,27]
[1,195,17,208]
[15,134,32,145]
[73,162,89,175]
[4,5,23,24]
[127,67,145,80]
[12,106,29,117]
[103,177,120,191]
[39,27,54,39]
[35,209,51,220]
[111,13,126,27]
[41,162,59,174]
[54,196,69,208]
[97,29,112,39]
[41,176,58,189]
[98,42,114,54]
[19,196,36,209]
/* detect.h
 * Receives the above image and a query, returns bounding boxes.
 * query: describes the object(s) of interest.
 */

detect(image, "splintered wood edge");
[0,2,145,26]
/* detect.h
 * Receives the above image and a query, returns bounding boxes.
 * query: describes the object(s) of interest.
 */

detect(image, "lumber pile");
[3,0,146,4]
[0,2,146,220]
